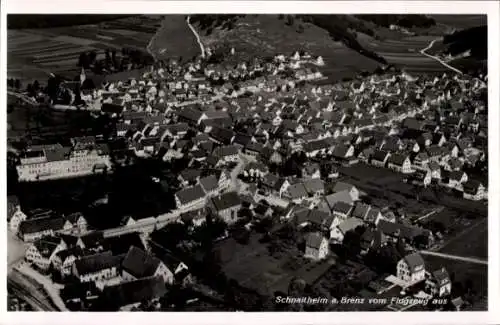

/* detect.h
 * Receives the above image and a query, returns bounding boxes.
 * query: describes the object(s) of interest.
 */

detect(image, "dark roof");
[199,175,219,193]
[372,149,390,162]
[122,246,163,278]
[74,251,120,275]
[100,276,167,309]
[211,192,241,211]
[352,203,371,219]
[303,179,324,194]
[209,127,234,144]
[402,252,425,272]
[213,145,238,158]
[175,185,205,205]
[388,153,409,166]
[178,107,203,123]
[102,232,146,255]
[305,232,325,249]
[333,182,357,193]
[332,201,353,215]
[431,268,450,284]
[287,183,308,199]
[33,237,60,258]
[377,220,430,241]
[19,217,66,235]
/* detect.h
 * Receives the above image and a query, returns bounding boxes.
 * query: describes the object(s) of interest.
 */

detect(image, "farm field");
[195,15,380,81]
[7,15,162,84]
[430,15,487,30]
[148,15,201,62]
[358,33,450,74]
[215,233,335,296]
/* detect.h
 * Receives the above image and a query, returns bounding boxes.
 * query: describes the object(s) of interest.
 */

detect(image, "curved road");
[186,15,206,59]
[420,39,464,75]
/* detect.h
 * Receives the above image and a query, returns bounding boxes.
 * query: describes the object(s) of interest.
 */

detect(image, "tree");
[78,52,89,68]
[285,15,295,26]
[296,24,305,34]
[14,79,21,90]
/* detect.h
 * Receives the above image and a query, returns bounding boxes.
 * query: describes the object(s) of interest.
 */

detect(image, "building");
[426,268,452,297]
[121,246,174,284]
[72,251,120,283]
[16,141,112,182]
[304,232,329,260]
[175,185,206,212]
[396,252,426,285]
[198,175,219,197]
[387,154,412,174]
[97,276,167,311]
[210,192,242,224]
[18,217,72,242]
[330,217,365,243]
[25,236,65,271]
[52,247,85,277]
[463,180,486,201]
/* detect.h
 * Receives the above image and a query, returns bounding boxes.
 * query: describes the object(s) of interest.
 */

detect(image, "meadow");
[7,16,162,84]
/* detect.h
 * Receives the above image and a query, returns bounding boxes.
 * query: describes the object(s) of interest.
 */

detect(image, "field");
[357,33,451,74]
[215,233,335,296]
[7,16,162,83]
[148,15,201,62]
[430,15,487,30]
[195,15,380,81]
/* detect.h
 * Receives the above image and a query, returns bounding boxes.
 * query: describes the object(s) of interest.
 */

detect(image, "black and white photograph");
[2,0,499,322]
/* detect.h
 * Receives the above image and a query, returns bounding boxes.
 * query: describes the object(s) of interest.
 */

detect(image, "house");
[442,171,468,190]
[332,182,360,201]
[303,178,325,197]
[52,247,85,276]
[8,200,27,233]
[18,217,72,242]
[365,207,384,225]
[330,217,365,243]
[360,228,387,255]
[64,212,88,233]
[302,163,321,179]
[413,152,430,169]
[25,236,65,271]
[72,251,120,283]
[198,175,219,197]
[285,183,308,204]
[331,201,354,220]
[304,232,329,260]
[426,268,452,297]
[377,220,433,248]
[387,154,412,174]
[410,169,432,187]
[122,246,174,284]
[212,145,239,166]
[97,276,167,311]
[463,180,486,201]
[175,185,206,212]
[396,252,426,285]
[427,161,442,180]
[371,150,391,168]
[210,192,242,224]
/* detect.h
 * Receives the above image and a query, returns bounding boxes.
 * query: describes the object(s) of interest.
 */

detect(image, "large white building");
[16,138,112,182]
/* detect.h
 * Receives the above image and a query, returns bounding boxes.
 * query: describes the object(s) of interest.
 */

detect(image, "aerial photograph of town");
[6,13,488,312]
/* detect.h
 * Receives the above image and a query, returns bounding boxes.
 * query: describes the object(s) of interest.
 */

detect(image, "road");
[186,15,206,59]
[419,251,487,266]
[7,90,39,106]
[420,39,464,75]
[415,207,444,222]
[8,269,57,311]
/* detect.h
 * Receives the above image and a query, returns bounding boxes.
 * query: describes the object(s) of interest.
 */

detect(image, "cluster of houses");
[21,228,192,310]
[11,47,488,311]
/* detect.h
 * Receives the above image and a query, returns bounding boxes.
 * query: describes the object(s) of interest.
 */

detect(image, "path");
[415,207,444,222]
[420,39,464,75]
[16,263,68,311]
[419,251,487,266]
[186,15,206,59]
[7,90,39,106]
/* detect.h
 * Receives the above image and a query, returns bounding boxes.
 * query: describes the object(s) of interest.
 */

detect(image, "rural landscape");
[6,13,488,312]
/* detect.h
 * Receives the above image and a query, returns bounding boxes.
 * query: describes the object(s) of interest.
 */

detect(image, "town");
[7,14,488,312]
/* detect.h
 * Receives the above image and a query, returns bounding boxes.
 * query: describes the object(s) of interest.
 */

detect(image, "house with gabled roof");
[122,246,174,284]
[463,180,486,201]
[425,267,452,298]
[72,250,120,283]
[18,217,72,242]
[387,153,412,174]
[25,236,66,271]
[304,232,329,260]
[397,252,426,285]
[175,185,206,212]
[330,217,365,243]
[198,175,219,197]
[285,183,308,204]
[371,150,391,168]
[210,191,242,224]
